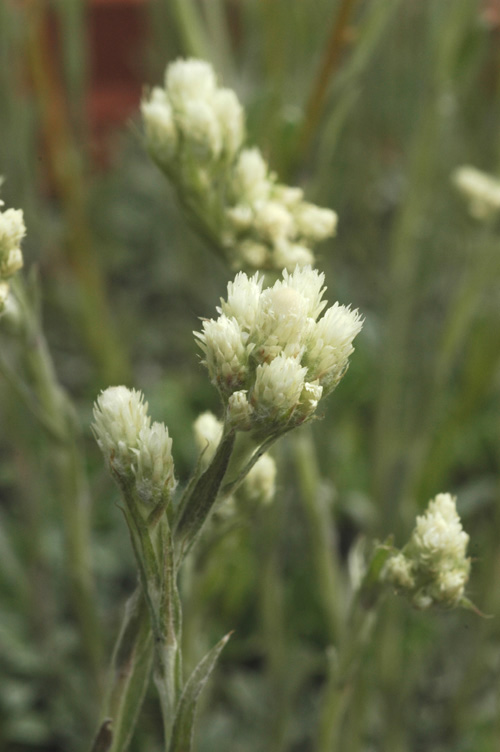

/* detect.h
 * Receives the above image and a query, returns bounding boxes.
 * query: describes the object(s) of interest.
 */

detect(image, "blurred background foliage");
[1,0,500,750]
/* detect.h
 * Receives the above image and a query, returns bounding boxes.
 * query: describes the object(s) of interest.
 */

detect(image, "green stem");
[292,427,343,644]
[11,278,104,695]
[202,0,233,78]
[121,492,181,748]
[296,0,359,167]
[104,589,154,752]
[170,0,210,60]
[373,0,477,527]
[258,475,291,752]
[316,595,378,752]
[25,1,129,383]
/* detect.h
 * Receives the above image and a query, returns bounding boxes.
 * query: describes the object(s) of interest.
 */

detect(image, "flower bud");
[227,390,253,430]
[293,203,338,242]
[134,422,176,504]
[178,100,222,160]
[141,88,178,166]
[195,315,248,394]
[252,355,307,424]
[306,303,364,392]
[213,88,245,157]
[193,411,223,466]
[241,453,276,505]
[453,165,500,219]
[232,148,270,204]
[165,58,217,108]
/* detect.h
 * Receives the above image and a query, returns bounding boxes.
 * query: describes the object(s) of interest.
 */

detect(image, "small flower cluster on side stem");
[381,493,472,610]
[141,58,337,271]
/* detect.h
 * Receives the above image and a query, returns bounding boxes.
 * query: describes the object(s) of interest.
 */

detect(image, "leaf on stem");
[174,431,235,560]
[168,632,232,752]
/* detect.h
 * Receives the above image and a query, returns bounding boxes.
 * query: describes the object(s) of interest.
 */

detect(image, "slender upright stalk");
[24,1,129,383]
[316,594,377,752]
[11,278,104,695]
[297,0,359,165]
[292,427,343,644]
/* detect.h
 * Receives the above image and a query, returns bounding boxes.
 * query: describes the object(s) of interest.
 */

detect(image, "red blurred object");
[88,0,149,164]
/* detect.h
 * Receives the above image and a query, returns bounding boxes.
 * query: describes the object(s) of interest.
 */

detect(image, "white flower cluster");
[194,411,276,505]
[453,165,500,219]
[195,266,363,437]
[92,386,176,505]
[141,58,337,272]
[0,192,25,311]
[383,493,471,609]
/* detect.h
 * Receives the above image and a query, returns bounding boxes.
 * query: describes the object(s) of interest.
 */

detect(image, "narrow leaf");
[107,591,154,752]
[174,431,235,560]
[168,633,232,752]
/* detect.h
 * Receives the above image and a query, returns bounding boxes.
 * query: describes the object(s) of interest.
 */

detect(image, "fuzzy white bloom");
[293,203,338,242]
[196,266,362,434]
[383,493,471,609]
[93,387,150,473]
[382,552,415,590]
[306,303,364,392]
[225,205,253,231]
[93,386,175,503]
[0,281,9,310]
[142,58,339,272]
[227,390,253,430]
[253,200,294,242]
[412,493,469,563]
[141,88,178,165]
[213,88,245,157]
[275,266,327,319]
[299,381,323,417]
[235,240,269,270]
[193,411,223,466]
[178,100,222,160]
[272,185,304,207]
[453,165,500,219]
[0,201,25,312]
[220,272,263,331]
[134,422,176,502]
[253,284,314,363]
[243,453,276,504]
[232,149,270,204]
[166,58,217,108]
[252,355,308,422]
[273,241,314,270]
[196,315,248,393]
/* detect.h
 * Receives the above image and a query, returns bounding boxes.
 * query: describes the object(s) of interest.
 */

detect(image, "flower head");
[196,266,363,436]
[93,386,176,504]
[382,493,471,609]
[141,59,338,272]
